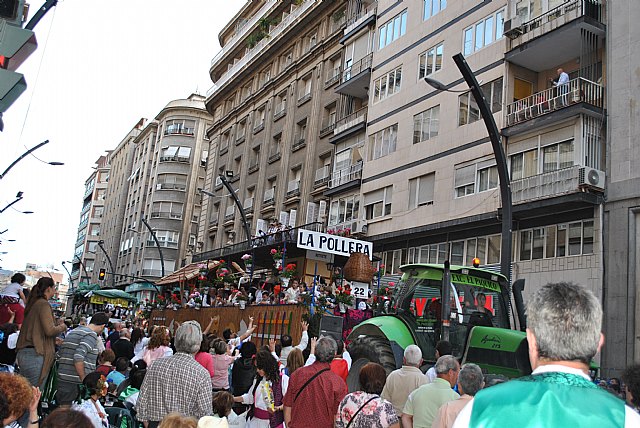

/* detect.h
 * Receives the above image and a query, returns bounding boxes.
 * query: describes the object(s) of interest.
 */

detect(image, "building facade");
[199,0,347,256]
[70,155,110,286]
[117,95,211,292]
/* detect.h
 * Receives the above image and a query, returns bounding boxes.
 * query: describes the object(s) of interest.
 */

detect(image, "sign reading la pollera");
[296,229,373,260]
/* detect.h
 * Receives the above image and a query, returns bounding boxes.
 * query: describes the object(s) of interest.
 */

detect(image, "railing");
[517,0,603,39]
[210,0,279,67]
[158,183,187,191]
[320,120,336,137]
[345,1,377,35]
[208,0,317,97]
[297,93,311,105]
[286,180,301,197]
[164,126,195,136]
[268,152,281,163]
[274,108,286,120]
[253,122,265,133]
[342,53,373,83]
[248,163,259,173]
[160,155,190,163]
[505,77,603,127]
[334,108,367,135]
[263,187,275,204]
[150,211,183,220]
[147,240,179,249]
[510,166,580,204]
[314,165,331,186]
[192,222,324,262]
[329,161,363,188]
[292,137,306,151]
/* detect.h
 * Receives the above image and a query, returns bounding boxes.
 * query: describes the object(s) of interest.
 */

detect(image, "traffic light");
[98,268,106,281]
[0,1,37,117]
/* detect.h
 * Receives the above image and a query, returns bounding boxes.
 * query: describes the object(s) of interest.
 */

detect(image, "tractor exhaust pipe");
[512,279,526,331]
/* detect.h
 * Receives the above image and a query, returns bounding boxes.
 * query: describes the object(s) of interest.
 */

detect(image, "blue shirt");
[107,370,126,386]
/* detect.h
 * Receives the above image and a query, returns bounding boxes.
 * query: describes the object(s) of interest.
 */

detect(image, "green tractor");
[346,262,530,390]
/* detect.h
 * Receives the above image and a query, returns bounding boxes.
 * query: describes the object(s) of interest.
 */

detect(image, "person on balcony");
[550,68,570,106]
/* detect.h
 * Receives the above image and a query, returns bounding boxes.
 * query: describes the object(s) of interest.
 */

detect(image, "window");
[164,119,195,136]
[373,66,402,103]
[477,165,498,192]
[413,105,440,144]
[142,259,175,277]
[458,78,503,126]
[299,74,312,102]
[424,0,446,20]
[254,105,266,131]
[510,148,538,180]
[295,119,307,146]
[93,206,104,219]
[454,165,476,197]
[542,140,574,173]
[364,186,393,220]
[329,194,361,226]
[369,124,398,160]
[418,43,444,79]
[303,30,317,53]
[274,91,287,118]
[236,118,247,143]
[154,230,180,248]
[280,49,293,72]
[249,146,260,172]
[409,173,435,208]
[259,66,271,88]
[269,133,282,160]
[519,221,594,260]
[158,174,187,190]
[379,10,407,49]
[151,201,183,219]
[89,224,100,236]
[463,9,505,55]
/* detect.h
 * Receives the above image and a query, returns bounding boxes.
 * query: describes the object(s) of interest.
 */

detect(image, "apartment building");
[70,155,110,285]
[197,0,347,266]
[92,120,143,286]
[117,95,210,289]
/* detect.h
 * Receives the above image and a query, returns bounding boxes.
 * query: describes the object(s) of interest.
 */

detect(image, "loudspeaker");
[319,314,343,342]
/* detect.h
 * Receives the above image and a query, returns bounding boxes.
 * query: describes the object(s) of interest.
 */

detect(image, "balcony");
[320,120,336,138]
[286,180,301,198]
[292,136,306,152]
[244,197,254,214]
[325,67,341,88]
[263,187,275,206]
[510,165,604,205]
[504,0,605,72]
[333,108,367,137]
[157,182,187,191]
[314,165,331,188]
[335,54,372,99]
[224,206,236,222]
[147,239,179,249]
[329,162,363,189]
[150,211,183,220]
[343,1,377,39]
[297,92,311,106]
[248,163,259,174]
[268,152,281,163]
[504,77,603,132]
[207,0,318,98]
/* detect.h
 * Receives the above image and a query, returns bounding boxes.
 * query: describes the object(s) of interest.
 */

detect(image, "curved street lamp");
[0,140,63,180]
[424,53,512,290]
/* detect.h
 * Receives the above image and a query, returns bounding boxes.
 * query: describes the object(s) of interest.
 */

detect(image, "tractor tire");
[346,336,398,392]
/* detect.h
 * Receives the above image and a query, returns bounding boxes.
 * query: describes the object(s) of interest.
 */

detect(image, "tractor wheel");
[346,336,397,392]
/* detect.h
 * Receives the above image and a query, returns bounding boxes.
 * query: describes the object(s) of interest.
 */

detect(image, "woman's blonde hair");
[158,413,197,428]
[286,348,304,375]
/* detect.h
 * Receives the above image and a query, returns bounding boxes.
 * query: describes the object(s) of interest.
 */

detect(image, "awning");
[155,260,223,286]
[89,289,136,306]
[125,282,158,293]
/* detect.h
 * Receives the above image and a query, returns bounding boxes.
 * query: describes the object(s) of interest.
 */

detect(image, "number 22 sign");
[351,281,370,299]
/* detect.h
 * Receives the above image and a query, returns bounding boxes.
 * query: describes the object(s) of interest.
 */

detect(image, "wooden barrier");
[149,304,307,348]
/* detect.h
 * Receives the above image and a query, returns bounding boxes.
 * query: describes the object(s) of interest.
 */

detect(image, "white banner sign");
[297,229,373,260]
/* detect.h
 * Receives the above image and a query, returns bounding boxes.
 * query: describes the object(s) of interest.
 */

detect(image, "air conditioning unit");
[578,167,605,190]
[503,17,523,39]
[352,220,368,235]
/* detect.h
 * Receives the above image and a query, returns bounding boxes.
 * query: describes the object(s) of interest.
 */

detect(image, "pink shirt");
[195,351,215,378]
[211,353,234,389]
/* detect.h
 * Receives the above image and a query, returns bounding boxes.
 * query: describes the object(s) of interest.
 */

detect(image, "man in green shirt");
[402,354,460,428]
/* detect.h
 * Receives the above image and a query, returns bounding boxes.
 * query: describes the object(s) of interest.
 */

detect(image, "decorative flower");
[336,285,354,305]
[281,263,297,279]
[241,254,252,261]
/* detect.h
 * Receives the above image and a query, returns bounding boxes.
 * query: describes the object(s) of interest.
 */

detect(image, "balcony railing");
[329,162,363,188]
[210,0,279,67]
[515,0,603,39]
[158,183,187,191]
[334,108,367,135]
[292,136,306,151]
[325,67,341,87]
[274,107,286,120]
[286,180,301,197]
[314,165,331,187]
[150,211,183,220]
[342,53,373,84]
[510,165,581,204]
[263,187,275,205]
[208,0,317,97]
[320,120,336,137]
[505,77,603,127]
[147,240,179,249]
[297,92,312,105]
[345,1,377,35]
[164,126,195,136]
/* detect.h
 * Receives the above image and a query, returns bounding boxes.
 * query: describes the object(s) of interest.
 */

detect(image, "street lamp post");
[425,53,512,286]
[140,218,165,278]
[71,255,91,285]
[0,140,63,180]
[97,240,116,288]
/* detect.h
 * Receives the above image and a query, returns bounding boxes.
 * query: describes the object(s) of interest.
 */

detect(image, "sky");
[0,0,242,279]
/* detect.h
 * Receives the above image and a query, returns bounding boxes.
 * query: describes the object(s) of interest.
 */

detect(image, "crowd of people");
[1,276,640,427]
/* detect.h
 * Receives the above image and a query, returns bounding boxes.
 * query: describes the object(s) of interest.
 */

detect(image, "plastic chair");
[106,406,136,428]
